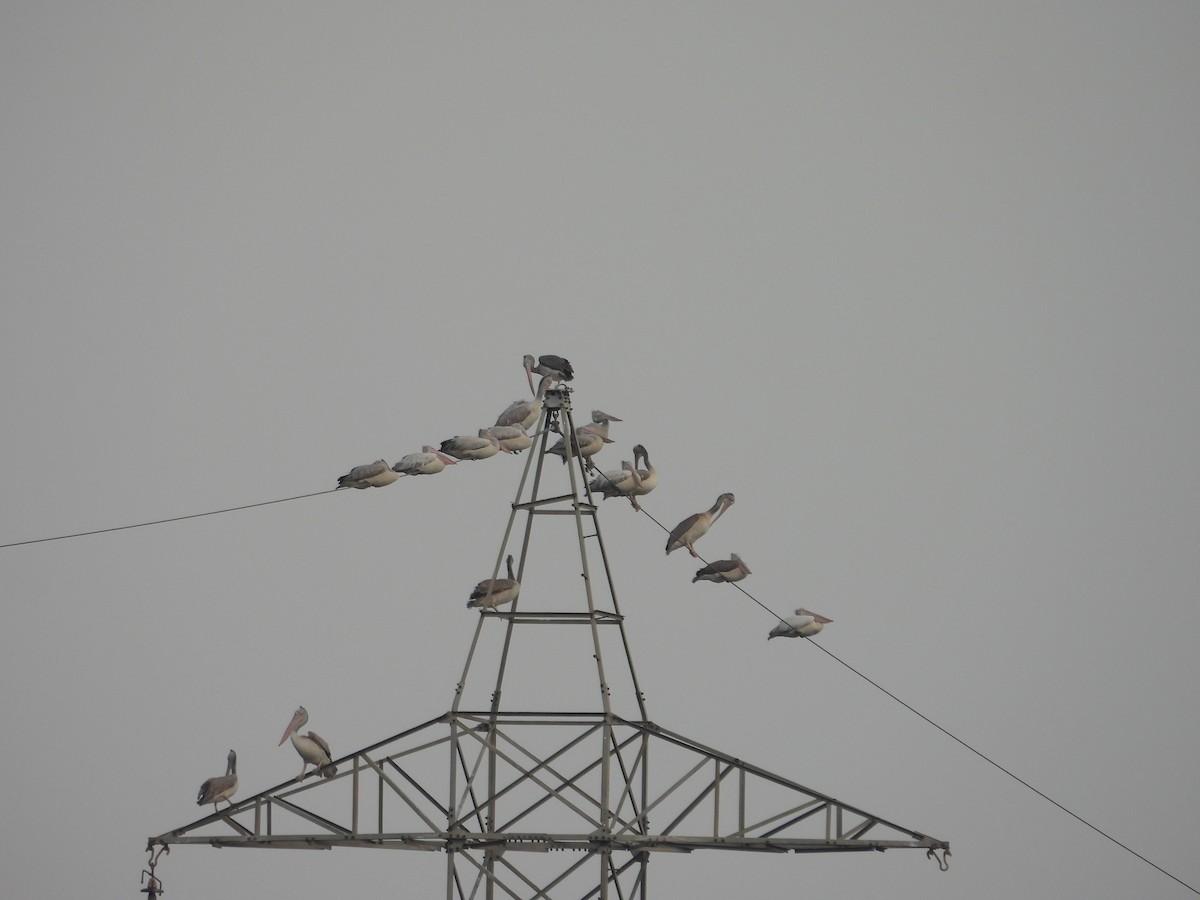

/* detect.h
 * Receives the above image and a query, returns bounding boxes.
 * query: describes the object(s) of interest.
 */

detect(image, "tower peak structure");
[148,385,949,897]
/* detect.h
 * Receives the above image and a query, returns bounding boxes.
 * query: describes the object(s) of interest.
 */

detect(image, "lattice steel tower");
[148,386,949,898]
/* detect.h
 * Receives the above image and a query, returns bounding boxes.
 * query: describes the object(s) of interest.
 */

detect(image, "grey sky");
[3,3,1199,898]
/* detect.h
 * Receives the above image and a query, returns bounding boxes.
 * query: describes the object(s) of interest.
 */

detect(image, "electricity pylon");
[148,386,949,898]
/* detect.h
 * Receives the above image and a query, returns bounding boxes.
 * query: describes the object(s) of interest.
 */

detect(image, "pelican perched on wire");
[467,554,521,609]
[768,609,833,639]
[523,354,573,394]
[665,493,735,557]
[336,459,400,489]
[279,706,337,780]
[627,444,658,510]
[497,375,552,430]
[692,553,752,584]
[439,429,512,461]
[490,425,533,454]
[196,749,238,812]
[392,446,458,476]
[589,459,641,501]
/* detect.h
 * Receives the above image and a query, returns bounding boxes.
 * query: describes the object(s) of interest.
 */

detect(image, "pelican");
[548,410,621,468]
[336,459,400,489]
[467,554,521,609]
[768,609,833,639]
[497,375,552,430]
[196,749,238,812]
[627,444,658,510]
[590,459,640,500]
[523,354,573,394]
[692,553,752,584]
[490,425,533,454]
[279,706,337,780]
[665,493,735,557]
[439,429,512,461]
[392,446,458,476]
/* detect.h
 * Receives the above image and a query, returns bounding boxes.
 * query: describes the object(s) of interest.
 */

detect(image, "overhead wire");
[3,437,1196,894]
[618,484,1199,896]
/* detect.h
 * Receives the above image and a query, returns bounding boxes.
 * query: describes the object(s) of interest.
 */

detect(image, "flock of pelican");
[196,706,337,812]
[201,354,834,810]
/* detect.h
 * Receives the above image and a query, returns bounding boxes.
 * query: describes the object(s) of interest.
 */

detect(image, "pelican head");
[279,706,309,746]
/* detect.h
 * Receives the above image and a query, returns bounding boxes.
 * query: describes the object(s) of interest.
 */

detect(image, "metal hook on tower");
[141,843,169,896]
[926,846,951,871]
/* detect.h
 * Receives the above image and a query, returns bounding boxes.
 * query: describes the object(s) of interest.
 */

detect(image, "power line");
[0,489,339,549]
[626,491,1199,897]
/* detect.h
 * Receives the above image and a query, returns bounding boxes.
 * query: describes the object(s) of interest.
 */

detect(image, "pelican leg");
[687,543,698,558]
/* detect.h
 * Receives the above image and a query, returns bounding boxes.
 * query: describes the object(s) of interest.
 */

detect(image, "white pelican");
[768,609,833,639]
[279,706,337,780]
[523,354,573,394]
[336,459,400,489]
[627,444,658,510]
[490,425,533,454]
[196,749,238,812]
[590,459,640,500]
[467,554,521,609]
[665,493,735,556]
[439,429,512,461]
[548,410,621,468]
[692,553,752,584]
[496,375,552,430]
[392,446,458,476]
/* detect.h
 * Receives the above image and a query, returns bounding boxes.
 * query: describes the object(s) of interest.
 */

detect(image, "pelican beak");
[279,711,304,746]
[436,451,458,465]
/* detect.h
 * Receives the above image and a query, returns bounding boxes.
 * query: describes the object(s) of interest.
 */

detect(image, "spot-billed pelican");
[768,609,833,639]
[439,429,512,461]
[336,459,400,489]
[497,375,552,430]
[490,425,533,453]
[692,553,752,584]
[467,554,521,609]
[548,410,621,469]
[523,354,573,394]
[590,459,640,500]
[665,493,735,557]
[392,446,458,476]
[627,444,658,510]
[196,749,238,812]
[279,706,337,780]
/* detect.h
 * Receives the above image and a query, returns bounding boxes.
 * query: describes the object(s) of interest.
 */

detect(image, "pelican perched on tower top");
[279,706,337,780]
[666,493,735,557]
[524,354,573,394]
[196,749,238,812]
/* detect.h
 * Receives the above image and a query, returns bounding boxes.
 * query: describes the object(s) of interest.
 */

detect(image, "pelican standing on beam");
[467,554,521,609]
[336,459,400,489]
[768,609,833,639]
[589,459,641,501]
[279,706,338,780]
[490,425,533,453]
[196,749,238,812]
[392,446,458,476]
[665,493,735,557]
[524,354,573,394]
[548,410,621,469]
[692,553,752,584]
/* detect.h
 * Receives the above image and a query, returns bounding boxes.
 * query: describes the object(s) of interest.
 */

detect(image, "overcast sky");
[3,3,1199,898]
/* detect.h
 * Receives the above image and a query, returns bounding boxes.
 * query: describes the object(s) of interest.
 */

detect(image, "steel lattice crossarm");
[150,710,948,860]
